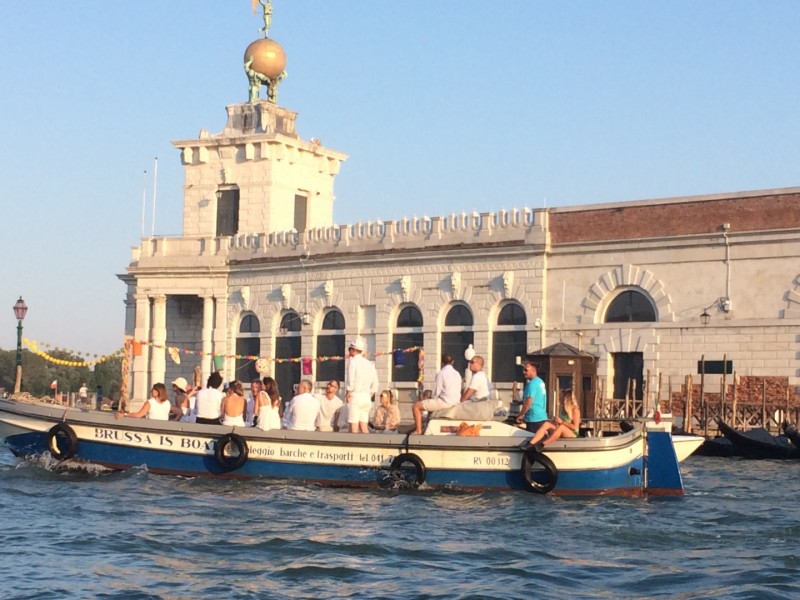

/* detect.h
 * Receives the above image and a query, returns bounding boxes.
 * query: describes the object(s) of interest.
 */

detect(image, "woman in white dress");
[220,380,246,427]
[255,376,282,431]
[116,383,180,421]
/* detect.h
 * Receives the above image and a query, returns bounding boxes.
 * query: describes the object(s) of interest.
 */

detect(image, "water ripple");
[1,448,800,598]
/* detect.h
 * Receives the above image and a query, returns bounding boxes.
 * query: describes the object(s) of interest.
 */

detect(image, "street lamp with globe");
[13,296,28,394]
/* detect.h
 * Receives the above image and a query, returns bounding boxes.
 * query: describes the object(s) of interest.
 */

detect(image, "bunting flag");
[23,337,426,377]
[24,339,124,367]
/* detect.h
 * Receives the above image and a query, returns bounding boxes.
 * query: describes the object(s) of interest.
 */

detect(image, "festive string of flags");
[23,339,124,367]
[131,339,423,365]
[23,338,424,383]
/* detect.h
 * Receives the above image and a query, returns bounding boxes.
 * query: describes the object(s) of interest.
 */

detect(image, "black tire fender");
[214,433,249,471]
[521,448,558,494]
[389,452,426,488]
[48,423,79,461]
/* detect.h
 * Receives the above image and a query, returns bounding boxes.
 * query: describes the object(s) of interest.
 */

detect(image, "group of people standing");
[116,336,401,434]
[115,341,581,444]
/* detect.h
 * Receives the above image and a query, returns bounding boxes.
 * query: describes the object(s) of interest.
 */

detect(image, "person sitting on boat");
[528,389,582,448]
[117,383,180,421]
[194,371,224,425]
[171,377,192,421]
[412,353,461,434]
[220,380,247,427]
[255,376,282,431]
[316,379,344,432]
[283,379,321,431]
[246,379,262,426]
[516,360,547,433]
[371,389,401,433]
[460,355,490,403]
[345,336,379,433]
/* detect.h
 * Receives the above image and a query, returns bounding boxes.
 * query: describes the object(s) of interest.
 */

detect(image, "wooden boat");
[0,398,686,496]
[716,420,800,460]
[782,420,800,450]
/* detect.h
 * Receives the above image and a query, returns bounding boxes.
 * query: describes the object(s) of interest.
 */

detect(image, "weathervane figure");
[256,0,272,38]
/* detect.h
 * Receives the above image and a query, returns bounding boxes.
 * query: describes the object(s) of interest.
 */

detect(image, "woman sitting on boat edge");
[116,383,181,421]
[528,389,581,449]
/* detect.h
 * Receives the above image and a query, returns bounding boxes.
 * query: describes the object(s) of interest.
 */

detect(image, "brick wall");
[550,191,800,244]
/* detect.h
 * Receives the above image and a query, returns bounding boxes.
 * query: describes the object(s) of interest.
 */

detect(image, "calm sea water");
[1,447,798,600]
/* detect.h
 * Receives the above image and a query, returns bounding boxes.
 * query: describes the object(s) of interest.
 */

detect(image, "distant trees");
[0,348,121,399]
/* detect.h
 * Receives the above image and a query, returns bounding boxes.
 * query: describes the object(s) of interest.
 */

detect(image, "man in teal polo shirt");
[516,360,547,433]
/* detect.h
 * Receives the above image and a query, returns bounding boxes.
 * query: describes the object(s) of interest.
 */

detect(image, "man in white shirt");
[284,379,321,431]
[412,353,462,434]
[315,379,344,431]
[345,336,379,433]
[461,355,490,402]
[195,371,224,425]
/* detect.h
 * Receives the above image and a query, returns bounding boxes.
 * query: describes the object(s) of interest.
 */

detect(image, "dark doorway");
[613,352,643,400]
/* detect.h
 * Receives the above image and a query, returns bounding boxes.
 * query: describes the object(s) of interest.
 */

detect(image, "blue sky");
[1,1,798,356]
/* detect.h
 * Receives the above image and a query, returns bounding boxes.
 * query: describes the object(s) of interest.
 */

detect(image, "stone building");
[119,20,800,417]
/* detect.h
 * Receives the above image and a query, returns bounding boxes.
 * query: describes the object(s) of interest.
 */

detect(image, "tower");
[172,1,347,239]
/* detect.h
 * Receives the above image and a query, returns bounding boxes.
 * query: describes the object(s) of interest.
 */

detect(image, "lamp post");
[12,296,28,394]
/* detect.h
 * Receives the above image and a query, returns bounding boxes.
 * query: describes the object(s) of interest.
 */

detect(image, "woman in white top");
[116,383,180,421]
[255,376,282,431]
[220,380,247,427]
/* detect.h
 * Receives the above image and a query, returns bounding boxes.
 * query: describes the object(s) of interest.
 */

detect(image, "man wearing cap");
[345,336,379,433]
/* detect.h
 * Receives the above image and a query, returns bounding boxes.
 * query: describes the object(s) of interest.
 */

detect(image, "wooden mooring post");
[685,374,693,434]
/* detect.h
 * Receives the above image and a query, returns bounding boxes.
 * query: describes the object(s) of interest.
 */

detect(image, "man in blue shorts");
[516,360,547,433]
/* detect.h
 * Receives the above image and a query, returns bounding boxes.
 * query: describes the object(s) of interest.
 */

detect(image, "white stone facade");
[121,100,800,412]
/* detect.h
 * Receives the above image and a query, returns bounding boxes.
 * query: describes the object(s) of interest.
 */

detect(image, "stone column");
[132,293,151,404]
[213,295,229,378]
[201,294,215,384]
[150,295,167,387]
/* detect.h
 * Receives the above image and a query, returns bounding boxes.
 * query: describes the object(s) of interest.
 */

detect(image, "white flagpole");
[140,169,147,239]
[151,157,159,236]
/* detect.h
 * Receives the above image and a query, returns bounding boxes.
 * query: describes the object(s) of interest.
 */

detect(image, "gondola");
[782,420,800,451]
[716,419,800,460]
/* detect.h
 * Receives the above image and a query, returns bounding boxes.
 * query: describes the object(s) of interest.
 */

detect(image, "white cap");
[171,377,188,392]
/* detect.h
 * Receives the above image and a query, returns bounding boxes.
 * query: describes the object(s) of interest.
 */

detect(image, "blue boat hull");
[0,399,681,496]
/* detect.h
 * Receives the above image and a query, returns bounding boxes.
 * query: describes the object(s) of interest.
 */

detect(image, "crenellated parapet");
[130,207,548,266]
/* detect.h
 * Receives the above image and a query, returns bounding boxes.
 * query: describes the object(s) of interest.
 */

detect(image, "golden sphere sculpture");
[243,38,286,80]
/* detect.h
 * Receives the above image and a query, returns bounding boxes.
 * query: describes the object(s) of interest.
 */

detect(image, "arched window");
[605,290,656,323]
[392,305,423,382]
[275,311,301,403]
[441,303,474,375]
[317,309,346,382]
[492,302,527,383]
[235,313,260,382]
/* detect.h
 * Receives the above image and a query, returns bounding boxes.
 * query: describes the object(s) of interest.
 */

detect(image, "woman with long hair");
[117,383,180,421]
[255,376,282,430]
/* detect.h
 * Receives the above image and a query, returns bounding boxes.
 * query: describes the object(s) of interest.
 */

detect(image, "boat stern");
[645,430,685,496]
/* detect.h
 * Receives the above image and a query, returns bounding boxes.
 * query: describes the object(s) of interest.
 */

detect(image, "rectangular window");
[317,334,345,382]
[216,188,240,237]
[392,332,423,382]
[235,338,260,383]
[492,331,526,383]
[294,193,308,233]
[441,331,474,377]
